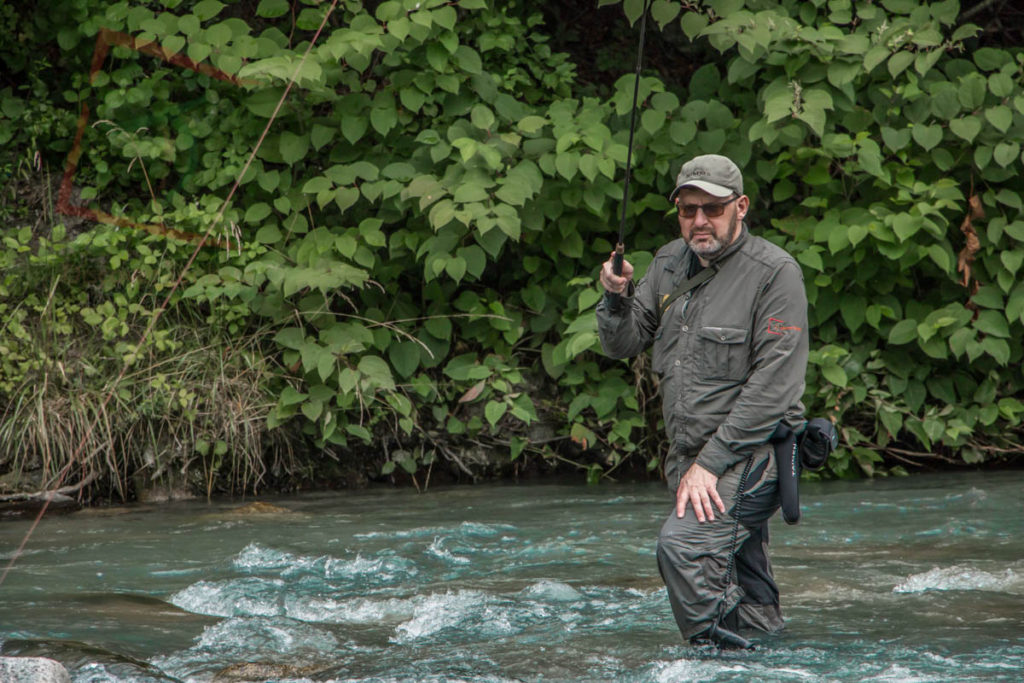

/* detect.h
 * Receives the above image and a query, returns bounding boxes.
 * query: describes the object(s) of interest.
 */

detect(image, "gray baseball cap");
[669,154,743,200]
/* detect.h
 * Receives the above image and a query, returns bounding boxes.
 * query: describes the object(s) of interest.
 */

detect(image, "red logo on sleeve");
[767,318,802,336]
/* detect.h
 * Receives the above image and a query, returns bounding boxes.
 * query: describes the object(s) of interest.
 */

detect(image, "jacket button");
[674,360,680,366]
[720,335,726,340]
[681,325,689,332]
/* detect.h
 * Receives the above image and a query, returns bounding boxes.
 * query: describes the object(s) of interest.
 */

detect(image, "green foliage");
[0,221,297,499]
[604,0,1024,474]
[3,0,1023,495]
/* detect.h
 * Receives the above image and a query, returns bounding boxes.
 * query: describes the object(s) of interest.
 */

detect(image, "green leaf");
[303,176,332,194]
[455,45,482,74]
[881,127,911,151]
[425,316,452,340]
[280,131,309,164]
[973,286,1003,309]
[400,86,426,112]
[879,406,903,437]
[429,199,455,228]
[949,116,982,142]
[301,399,323,422]
[274,327,305,350]
[471,104,495,130]
[444,353,491,381]
[193,0,225,21]
[348,424,373,442]
[840,296,866,333]
[985,105,1013,133]
[453,183,488,203]
[889,319,919,344]
[651,0,681,28]
[517,115,547,133]
[457,245,486,279]
[245,203,272,223]
[445,255,467,282]
[911,124,942,151]
[371,107,397,135]
[994,142,1020,168]
[913,124,942,154]
[485,400,507,427]
[257,0,289,18]
[433,5,457,29]
[680,10,708,40]
[797,248,824,272]
[555,152,579,180]
[822,363,848,387]
[279,386,308,407]
[996,189,1022,210]
[982,337,1010,365]
[1001,250,1024,275]
[863,45,890,73]
[358,355,396,391]
[388,341,420,378]
[974,310,1010,338]
[887,51,915,79]
[641,109,666,135]
[334,187,360,212]
[926,244,951,272]
[892,213,921,241]
[827,60,860,88]
[342,116,368,144]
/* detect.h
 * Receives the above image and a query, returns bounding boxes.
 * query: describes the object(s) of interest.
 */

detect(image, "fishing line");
[609,0,654,307]
[0,0,340,588]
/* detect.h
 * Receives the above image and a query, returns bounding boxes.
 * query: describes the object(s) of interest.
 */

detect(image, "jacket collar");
[711,221,749,265]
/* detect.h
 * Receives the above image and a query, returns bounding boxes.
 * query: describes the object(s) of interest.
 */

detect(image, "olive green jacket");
[596,225,808,477]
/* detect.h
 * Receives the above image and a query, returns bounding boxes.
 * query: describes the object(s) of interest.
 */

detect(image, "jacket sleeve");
[696,260,809,476]
[595,267,662,360]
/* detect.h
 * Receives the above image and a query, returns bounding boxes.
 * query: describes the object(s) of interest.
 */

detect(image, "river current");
[1,470,1023,682]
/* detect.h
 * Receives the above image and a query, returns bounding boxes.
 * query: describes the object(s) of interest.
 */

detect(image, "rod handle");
[607,242,625,309]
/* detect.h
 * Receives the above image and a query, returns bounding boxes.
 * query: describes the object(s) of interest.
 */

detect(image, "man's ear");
[736,195,750,220]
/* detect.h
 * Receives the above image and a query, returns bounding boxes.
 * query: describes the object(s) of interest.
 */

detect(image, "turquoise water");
[1,471,1023,681]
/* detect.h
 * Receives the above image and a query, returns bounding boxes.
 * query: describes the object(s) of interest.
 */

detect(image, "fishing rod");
[609,0,653,309]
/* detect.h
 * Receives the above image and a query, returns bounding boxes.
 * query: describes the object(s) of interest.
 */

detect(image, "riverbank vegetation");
[2,0,1023,503]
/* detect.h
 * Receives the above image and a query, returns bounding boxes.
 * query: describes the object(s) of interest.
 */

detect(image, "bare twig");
[960,0,1006,23]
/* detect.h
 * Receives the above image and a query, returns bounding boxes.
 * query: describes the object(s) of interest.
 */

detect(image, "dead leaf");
[458,379,486,403]
[957,193,983,294]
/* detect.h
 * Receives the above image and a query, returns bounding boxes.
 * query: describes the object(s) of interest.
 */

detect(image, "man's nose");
[692,207,712,226]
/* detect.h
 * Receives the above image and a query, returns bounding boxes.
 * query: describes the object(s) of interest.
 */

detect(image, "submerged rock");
[1,639,179,682]
[214,662,323,681]
[226,501,295,516]
[0,657,71,683]
[0,492,79,519]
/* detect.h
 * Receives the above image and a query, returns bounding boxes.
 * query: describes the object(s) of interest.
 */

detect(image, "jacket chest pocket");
[651,326,677,376]
[698,326,749,381]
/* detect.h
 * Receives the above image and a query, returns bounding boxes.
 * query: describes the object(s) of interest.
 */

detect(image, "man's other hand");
[676,462,725,522]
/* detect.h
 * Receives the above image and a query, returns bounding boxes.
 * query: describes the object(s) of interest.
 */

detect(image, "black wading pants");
[656,444,785,641]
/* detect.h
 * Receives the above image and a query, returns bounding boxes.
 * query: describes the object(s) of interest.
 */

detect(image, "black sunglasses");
[677,195,739,219]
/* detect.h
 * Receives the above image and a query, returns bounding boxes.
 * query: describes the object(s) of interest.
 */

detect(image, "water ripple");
[232,542,418,583]
[893,566,1022,594]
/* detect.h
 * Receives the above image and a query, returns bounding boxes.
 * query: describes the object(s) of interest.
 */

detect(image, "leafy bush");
[2,0,1023,498]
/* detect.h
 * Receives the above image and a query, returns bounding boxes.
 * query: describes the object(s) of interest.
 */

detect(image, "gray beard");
[688,211,739,261]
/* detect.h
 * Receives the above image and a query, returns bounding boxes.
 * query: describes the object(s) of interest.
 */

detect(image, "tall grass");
[0,319,299,501]
[0,214,303,502]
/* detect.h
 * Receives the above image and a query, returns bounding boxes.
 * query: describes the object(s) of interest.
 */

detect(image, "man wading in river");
[595,154,809,647]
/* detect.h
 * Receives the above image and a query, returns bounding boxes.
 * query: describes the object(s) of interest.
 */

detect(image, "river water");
[1,471,1023,682]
